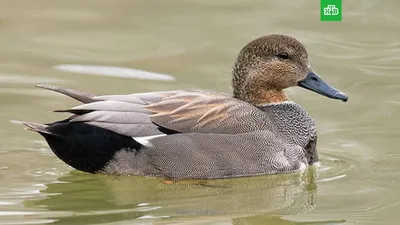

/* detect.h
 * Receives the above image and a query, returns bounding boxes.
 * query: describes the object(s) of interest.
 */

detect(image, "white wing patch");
[133,134,167,146]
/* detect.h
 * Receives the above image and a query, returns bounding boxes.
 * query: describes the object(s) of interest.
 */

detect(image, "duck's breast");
[258,101,317,149]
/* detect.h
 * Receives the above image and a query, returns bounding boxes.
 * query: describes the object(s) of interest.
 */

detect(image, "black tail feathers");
[24,121,142,173]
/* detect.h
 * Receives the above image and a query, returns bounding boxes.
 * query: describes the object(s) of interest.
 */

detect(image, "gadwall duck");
[23,34,348,180]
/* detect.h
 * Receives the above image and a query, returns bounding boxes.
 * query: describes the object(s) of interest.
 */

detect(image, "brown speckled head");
[232,34,310,105]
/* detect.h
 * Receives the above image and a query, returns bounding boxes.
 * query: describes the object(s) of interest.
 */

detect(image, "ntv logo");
[320,0,342,21]
[324,5,339,16]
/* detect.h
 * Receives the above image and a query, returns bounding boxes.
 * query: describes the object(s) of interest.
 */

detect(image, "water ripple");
[53,64,176,81]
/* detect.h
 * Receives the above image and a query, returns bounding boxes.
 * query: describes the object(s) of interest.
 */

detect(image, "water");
[1,0,400,224]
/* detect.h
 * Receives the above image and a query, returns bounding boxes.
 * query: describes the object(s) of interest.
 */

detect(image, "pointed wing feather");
[71,101,148,113]
[36,84,96,103]
[84,121,162,137]
[62,100,164,137]
[94,91,179,104]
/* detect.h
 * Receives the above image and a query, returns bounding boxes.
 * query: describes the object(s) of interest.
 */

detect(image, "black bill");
[298,71,348,102]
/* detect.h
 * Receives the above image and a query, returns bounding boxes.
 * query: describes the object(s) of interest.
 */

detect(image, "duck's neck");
[232,74,290,105]
[256,89,290,105]
[235,88,289,106]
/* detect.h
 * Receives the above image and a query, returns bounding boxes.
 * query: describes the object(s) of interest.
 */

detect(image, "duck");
[23,34,348,180]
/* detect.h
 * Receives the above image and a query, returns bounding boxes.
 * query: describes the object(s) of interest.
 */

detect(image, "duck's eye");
[277,52,289,60]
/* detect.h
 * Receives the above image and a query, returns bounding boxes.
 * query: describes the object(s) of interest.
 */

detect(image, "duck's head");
[232,34,348,105]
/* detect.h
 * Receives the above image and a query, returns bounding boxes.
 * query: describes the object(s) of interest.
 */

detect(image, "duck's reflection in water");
[27,167,318,225]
